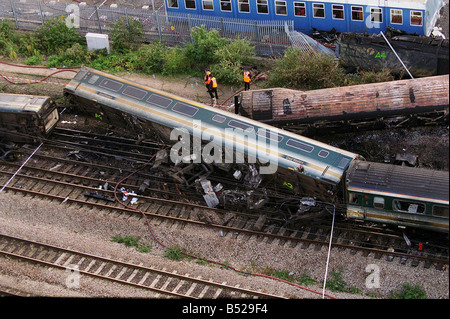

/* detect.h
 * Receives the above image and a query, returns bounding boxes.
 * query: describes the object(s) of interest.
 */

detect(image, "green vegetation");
[112,235,152,253]
[1,18,397,88]
[164,245,186,261]
[389,283,427,299]
[325,269,362,294]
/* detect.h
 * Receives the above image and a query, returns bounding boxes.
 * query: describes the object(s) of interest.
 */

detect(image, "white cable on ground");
[0,143,43,193]
[322,204,336,298]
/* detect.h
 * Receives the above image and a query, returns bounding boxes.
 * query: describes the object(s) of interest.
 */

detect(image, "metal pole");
[379,31,414,79]
[38,1,44,25]
[10,0,18,28]
[322,205,336,299]
[95,5,102,33]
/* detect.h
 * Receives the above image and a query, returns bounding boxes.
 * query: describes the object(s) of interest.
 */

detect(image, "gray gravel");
[0,191,448,299]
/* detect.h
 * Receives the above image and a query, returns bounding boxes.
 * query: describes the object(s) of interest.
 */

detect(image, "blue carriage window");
[318,150,329,158]
[332,4,344,20]
[147,94,172,108]
[286,139,314,153]
[257,128,283,142]
[390,9,403,24]
[238,0,250,13]
[370,7,383,23]
[122,86,147,100]
[99,78,124,92]
[185,0,196,9]
[337,157,350,169]
[294,2,306,17]
[313,3,325,18]
[212,114,226,123]
[351,6,363,21]
[228,120,254,132]
[167,0,178,8]
[172,102,198,117]
[220,0,232,11]
[202,0,213,10]
[411,11,422,26]
[257,0,269,14]
[275,1,287,15]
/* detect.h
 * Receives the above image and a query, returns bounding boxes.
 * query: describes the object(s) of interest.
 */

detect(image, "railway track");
[0,140,447,271]
[0,233,284,298]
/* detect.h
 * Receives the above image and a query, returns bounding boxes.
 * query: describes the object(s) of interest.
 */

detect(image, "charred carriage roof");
[346,160,449,203]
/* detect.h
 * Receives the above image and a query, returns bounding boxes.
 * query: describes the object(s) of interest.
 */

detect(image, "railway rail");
[0,233,284,299]
[0,136,447,272]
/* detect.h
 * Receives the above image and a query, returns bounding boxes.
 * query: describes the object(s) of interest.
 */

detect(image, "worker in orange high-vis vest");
[243,69,251,91]
[204,68,212,97]
[210,75,219,105]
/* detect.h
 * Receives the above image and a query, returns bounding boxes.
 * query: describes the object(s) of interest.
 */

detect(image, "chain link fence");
[1,0,331,57]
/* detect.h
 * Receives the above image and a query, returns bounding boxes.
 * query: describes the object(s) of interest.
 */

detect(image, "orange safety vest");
[243,71,251,83]
[204,71,211,84]
[211,77,217,88]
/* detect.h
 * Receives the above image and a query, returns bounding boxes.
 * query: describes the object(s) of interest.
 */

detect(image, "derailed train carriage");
[63,67,448,233]
[0,93,60,143]
[237,74,449,134]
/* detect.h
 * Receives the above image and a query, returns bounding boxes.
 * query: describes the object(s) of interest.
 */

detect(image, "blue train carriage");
[64,67,361,198]
[165,0,444,35]
[345,160,449,233]
[0,93,60,143]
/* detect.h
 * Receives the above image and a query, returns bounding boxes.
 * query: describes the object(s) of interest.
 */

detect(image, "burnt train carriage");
[345,160,449,232]
[64,67,361,199]
[238,75,449,132]
[0,93,60,143]
[165,0,444,36]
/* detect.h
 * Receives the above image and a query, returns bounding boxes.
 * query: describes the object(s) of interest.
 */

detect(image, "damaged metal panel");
[240,75,449,126]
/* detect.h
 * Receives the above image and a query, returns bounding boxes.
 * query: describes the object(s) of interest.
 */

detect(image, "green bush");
[389,283,427,299]
[34,17,83,55]
[211,38,255,85]
[0,19,19,59]
[162,46,189,76]
[164,245,185,261]
[183,25,227,71]
[24,55,43,66]
[110,17,143,52]
[134,42,165,74]
[267,48,346,90]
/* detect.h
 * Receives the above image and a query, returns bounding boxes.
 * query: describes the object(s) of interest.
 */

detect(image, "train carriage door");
[251,90,273,121]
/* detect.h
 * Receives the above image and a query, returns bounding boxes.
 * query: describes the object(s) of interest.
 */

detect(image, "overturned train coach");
[0,93,60,143]
[238,75,449,134]
[63,67,448,233]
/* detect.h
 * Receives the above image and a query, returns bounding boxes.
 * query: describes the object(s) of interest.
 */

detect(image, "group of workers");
[204,68,252,105]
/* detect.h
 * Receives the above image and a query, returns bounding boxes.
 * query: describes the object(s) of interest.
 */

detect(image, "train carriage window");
[212,114,227,123]
[332,4,344,19]
[351,6,363,21]
[410,11,423,26]
[393,200,425,214]
[220,0,232,11]
[337,158,350,169]
[88,75,100,84]
[318,150,329,158]
[286,139,314,153]
[257,0,269,14]
[275,1,287,15]
[313,3,325,18]
[99,79,124,92]
[122,86,147,100]
[349,192,359,204]
[294,2,306,17]
[373,197,385,209]
[185,0,196,9]
[172,102,199,117]
[238,0,250,13]
[167,0,178,8]
[202,0,214,10]
[228,120,254,132]
[370,7,383,23]
[390,9,403,24]
[147,94,172,108]
[256,128,283,142]
[432,205,449,218]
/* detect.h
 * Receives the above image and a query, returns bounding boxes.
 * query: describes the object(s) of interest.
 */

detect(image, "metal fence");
[1,0,331,57]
